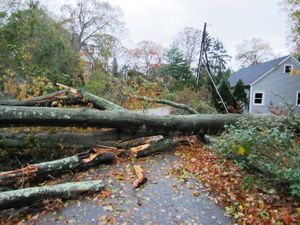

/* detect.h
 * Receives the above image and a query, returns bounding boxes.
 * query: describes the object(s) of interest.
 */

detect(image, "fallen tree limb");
[57,83,124,111]
[133,165,147,188]
[0,180,104,210]
[0,91,68,107]
[0,151,115,186]
[0,106,241,135]
[135,138,188,158]
[0,85,124,111]
[137,96,198,114]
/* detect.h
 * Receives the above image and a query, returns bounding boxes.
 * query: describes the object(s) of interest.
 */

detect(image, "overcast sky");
[46,0,291,69]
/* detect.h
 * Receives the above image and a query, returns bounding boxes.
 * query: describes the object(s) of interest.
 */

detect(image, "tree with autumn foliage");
[129,40,164,75]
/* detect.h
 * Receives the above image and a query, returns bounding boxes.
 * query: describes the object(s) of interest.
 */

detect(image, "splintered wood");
[133,165,147,188]
[83,146,120,163]
[130,144,151,155]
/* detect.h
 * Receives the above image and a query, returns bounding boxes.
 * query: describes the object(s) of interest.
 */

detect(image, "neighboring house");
[228,55,300,114]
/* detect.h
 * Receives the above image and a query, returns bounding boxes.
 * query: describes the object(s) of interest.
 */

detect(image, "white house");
[228,55,300,114]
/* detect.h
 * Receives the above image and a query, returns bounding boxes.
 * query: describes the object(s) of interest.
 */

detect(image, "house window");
[297,91,300,106]
[253,91,264,105]
[284,64,293,74]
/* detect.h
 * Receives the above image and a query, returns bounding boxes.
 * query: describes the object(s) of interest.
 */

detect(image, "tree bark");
[0,131,160,151]
[0,180,104,210]
[57,83,124,111]
[0,91,68,107]
[0,151,115,186]
[79,90,124,111]
[0,106,240,135]
[135,138,187,158]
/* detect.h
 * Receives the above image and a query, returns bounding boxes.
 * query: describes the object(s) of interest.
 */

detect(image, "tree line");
[0,0,299,112]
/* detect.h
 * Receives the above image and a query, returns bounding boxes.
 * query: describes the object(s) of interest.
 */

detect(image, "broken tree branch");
[135,138,183,158]
[0,180,104,210]
[0,91,69,107]
[57,83,124,111]
[136,96,199,114]
[0,151,115,186]
[133,165,147,188]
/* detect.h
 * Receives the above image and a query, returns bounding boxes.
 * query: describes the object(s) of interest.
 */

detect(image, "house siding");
[250,58,300,114]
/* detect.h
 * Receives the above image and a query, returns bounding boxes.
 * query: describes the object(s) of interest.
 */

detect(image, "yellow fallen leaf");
[236,145,246,156]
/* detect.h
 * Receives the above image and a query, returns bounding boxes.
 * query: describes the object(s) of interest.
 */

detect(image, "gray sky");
[46,0,290,69]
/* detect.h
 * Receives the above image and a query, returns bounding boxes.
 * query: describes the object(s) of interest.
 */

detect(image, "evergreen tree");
[233,79,248,105]
[160,45,195,86]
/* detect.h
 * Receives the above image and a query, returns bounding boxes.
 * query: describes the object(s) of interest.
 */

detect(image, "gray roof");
[228,55,290,86]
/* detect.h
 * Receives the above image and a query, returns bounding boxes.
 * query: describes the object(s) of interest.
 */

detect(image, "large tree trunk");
[0,180,104,210]
[0,130,162,152]
[0,106,240,135]
[0,151,115,186]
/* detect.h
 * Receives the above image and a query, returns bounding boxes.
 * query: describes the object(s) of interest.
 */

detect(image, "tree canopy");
[0,2,82,85]
[235,38,275,68]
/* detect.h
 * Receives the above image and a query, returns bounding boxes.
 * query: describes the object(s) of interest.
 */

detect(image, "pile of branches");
[0,83,242,211]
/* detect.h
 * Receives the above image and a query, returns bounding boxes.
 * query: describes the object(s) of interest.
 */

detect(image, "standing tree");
[235,38,275,68]
[129,40,164,75]
[0,1,83,85]
[174,27,202,65]
[203,34,231,79]
[61,0,124,56]
[112,57,118,77]
[233,79,248,107]
[160,45,195,87]
[174,27,230,76]
[281,0,300,56]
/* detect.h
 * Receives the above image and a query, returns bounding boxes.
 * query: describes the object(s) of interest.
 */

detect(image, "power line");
[196,22,206,85]
[203,63,229,114]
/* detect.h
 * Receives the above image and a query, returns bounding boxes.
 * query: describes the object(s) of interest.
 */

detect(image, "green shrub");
[214,115,300,197]
[174,87,217,114]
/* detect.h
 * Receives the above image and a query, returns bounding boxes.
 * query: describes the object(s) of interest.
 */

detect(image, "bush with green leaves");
[214,115,300,197]
[0,4,83,86]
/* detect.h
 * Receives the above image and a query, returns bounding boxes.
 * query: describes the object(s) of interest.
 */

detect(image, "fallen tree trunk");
[0,131,161,151]
[0,106,240,135]
[0,151,115,186]
[136,96,198,114]
[0,180,104,210]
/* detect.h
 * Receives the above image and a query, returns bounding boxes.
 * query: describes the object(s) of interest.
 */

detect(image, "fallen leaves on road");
[173,137,300,225]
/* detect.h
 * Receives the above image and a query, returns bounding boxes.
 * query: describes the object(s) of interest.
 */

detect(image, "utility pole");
[204,64,229,114]
[195,22,229,113]
[196,22,207,85]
